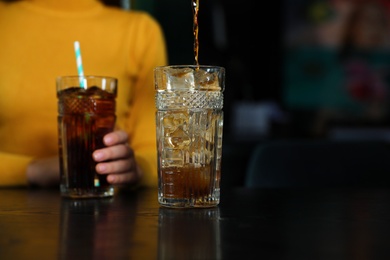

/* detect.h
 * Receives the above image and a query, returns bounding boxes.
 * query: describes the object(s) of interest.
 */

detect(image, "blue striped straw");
[73,41,86,88]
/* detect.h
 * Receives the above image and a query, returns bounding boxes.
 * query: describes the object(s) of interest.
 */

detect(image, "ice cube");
[163,112,189,133]
[162,148,184,167]
[58,87,84,98]
[165,127,191,149]
[156,66,223,92]
[195,69,221,90]
[85,86,114,99]
[165,67,195,90]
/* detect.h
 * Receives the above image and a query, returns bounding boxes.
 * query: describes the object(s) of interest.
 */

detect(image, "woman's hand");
[26,156,60,188]
[93,130,143,186]
[27,130,142,188]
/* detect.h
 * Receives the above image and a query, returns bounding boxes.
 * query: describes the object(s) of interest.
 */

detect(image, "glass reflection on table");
[158,207,221,260]
[58,197,136,259]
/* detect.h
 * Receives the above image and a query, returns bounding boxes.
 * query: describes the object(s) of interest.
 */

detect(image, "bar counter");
[1,187,390,259]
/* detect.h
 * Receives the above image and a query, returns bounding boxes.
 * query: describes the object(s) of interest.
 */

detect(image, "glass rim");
[154,65,225,70]
[56,75,118,81]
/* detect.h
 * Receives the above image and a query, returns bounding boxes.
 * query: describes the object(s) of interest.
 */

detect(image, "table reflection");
[158,207,221,260]
[59,196,137,259]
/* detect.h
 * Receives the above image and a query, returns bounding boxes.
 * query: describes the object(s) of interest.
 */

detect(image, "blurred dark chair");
[245,139,390,188]
[221,141,257,189]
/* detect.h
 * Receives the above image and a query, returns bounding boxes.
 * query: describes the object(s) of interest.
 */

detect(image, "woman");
[0,0,168,188]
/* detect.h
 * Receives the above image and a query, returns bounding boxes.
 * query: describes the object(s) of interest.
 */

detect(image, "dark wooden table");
[1,187,390,259]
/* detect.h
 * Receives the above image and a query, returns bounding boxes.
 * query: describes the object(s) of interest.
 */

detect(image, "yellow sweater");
[0,0,167,187]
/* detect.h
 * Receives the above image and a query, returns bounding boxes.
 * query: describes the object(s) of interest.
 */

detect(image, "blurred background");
[105,0,390,186]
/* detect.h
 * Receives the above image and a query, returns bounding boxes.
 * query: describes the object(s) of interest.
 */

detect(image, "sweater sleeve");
[0,152,33,187]
[125,13,168,188]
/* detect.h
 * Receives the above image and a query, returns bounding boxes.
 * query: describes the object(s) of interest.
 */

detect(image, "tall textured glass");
[57,76,117,198]
[155,65,225,208]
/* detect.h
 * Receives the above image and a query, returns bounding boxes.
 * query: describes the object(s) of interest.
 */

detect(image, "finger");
[103,130,129,146]
[93,144,133,162]
[107,172,139,185]
[96,158,134,174]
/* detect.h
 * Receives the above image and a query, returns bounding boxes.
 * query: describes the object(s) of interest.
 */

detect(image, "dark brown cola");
[58,86,116,198]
